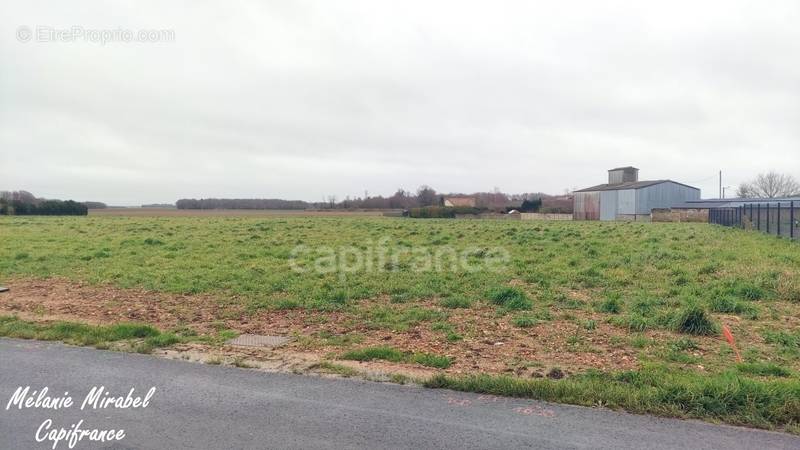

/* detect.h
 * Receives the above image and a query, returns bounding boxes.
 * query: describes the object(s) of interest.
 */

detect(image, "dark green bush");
[408,206,485,218]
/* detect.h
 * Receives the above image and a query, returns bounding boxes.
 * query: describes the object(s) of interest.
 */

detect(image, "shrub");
[408,206,487,218]
[487,287,532,310]
[672,305,718,336]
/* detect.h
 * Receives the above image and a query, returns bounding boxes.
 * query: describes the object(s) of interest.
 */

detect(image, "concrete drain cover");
[226,334,292,348]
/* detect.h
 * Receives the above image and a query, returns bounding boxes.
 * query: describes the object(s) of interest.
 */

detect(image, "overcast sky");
[1,1,798,205]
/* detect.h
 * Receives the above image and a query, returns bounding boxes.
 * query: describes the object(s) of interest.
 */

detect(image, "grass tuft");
[439,296,472,309]
[341,346,452,368]
[512,314,538,328]
[487,287,532,310]
[671,305,718,336]
[599,297,622,314]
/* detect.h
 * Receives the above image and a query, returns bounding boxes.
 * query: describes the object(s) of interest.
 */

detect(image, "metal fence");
[709,201,799,239]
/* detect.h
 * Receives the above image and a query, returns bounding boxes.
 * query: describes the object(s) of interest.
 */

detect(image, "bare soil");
[2,277,773,378]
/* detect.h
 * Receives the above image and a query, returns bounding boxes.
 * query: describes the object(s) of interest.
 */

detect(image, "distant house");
[442,196,476,208]
[573,167,700,221]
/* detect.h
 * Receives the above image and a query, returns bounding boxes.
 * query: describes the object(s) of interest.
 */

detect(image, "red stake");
[722,324,742,363]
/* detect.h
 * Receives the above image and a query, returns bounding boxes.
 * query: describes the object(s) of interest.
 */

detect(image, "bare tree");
[736,172,800,198]
[416,185,438,207]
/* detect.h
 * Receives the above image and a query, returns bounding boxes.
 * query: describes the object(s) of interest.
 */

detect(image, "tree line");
[176,186,570,212]
[176,198,311,210]
[0,191,88,216]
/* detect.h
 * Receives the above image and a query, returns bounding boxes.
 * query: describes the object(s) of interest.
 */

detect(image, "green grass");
[317,361,360,377]
[2,216,800,430]
[671,305,718,336]
[709,296,758,317]
[361,306,447,331]
[439,296,472,309]
[341,346,453,369]
[736,362,792,378]
[1,217,797,317]
[425,368,800,432]
[512,314,538,328]
[598,296,622,314]
[0,316,181,352]
[487,287,532,310]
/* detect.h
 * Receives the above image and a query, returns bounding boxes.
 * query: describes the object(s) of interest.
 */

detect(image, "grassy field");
[1,216,799,431]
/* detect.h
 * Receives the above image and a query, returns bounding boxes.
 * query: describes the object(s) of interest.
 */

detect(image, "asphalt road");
[1,338,797,450]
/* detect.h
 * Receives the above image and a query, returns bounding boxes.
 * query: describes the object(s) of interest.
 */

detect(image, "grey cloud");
[1,0,798,204]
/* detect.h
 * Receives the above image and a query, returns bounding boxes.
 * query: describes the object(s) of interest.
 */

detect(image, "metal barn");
[573,167,700,221]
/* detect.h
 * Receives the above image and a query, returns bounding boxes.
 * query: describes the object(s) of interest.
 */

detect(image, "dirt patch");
[0,277,237,334]
[0,277,740,378]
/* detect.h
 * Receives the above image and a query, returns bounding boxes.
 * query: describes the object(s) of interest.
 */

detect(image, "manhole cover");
[226,334,292,348]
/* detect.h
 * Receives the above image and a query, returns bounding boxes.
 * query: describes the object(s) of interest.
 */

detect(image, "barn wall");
[617,189,636,215]
[636,182,701,214]
[600,191,618,221]
[573,192,600,220]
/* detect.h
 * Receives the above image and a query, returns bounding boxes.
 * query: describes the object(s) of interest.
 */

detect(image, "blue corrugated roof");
[575,180,699,193]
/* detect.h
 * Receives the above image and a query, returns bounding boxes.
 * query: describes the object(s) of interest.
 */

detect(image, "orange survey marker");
[722,324,742,363]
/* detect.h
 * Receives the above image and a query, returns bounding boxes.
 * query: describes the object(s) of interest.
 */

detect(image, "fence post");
[777,202,781,237]
[791,201,795,240]
[766,203,770,234]
[757,204,761,230]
